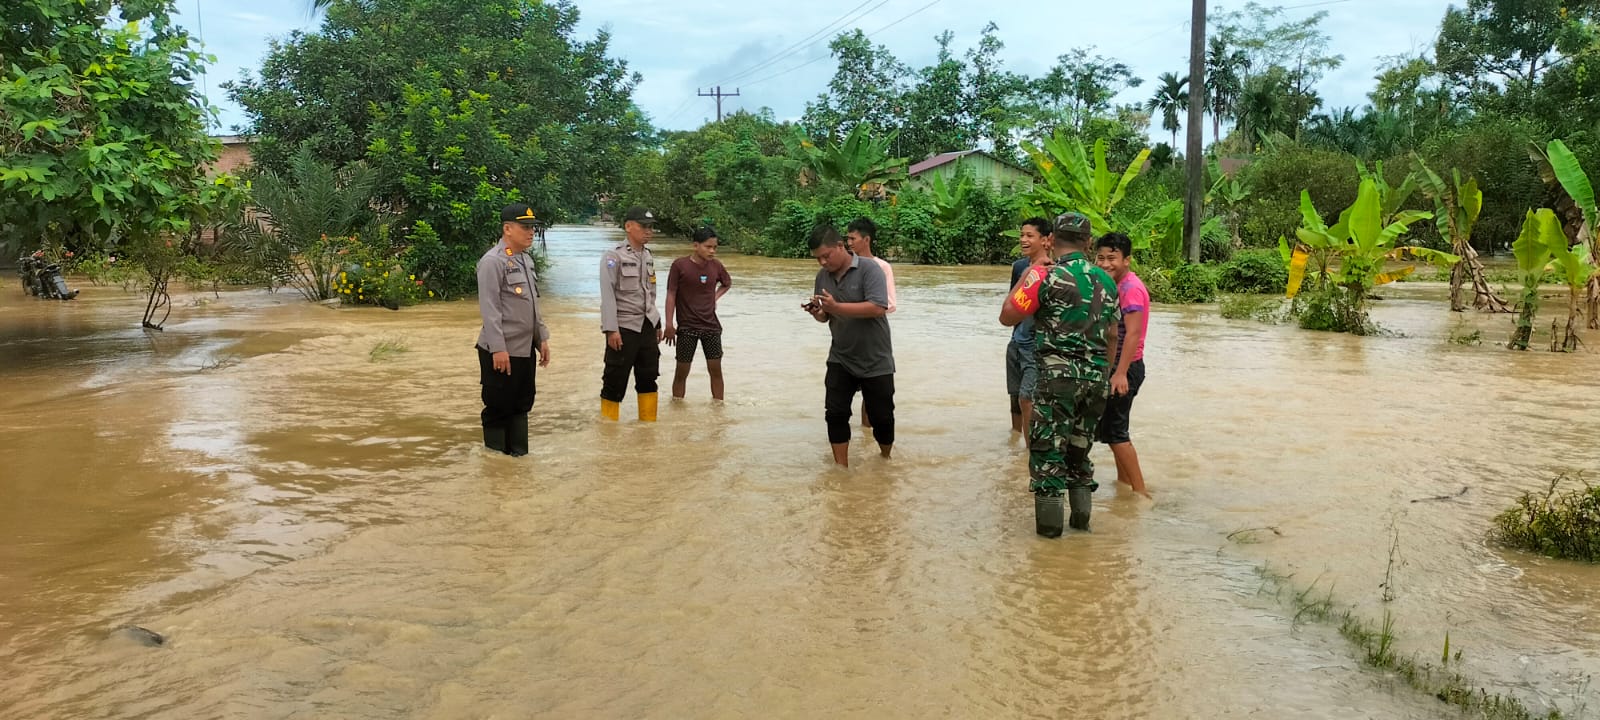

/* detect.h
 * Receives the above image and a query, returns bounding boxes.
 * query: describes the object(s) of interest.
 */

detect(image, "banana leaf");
[1513,209,1556,280]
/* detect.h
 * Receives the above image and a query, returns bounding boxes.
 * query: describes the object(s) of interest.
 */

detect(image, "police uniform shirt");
[598,243,660,333]
[477,239,549,357]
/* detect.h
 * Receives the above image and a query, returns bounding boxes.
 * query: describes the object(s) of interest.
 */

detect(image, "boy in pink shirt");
[1093,232,1151,499]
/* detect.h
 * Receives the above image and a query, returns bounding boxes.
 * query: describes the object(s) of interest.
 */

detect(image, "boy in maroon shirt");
[664,227,733,400]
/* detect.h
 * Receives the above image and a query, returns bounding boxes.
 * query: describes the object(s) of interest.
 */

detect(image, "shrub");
[1236,143,1361,248]
[334,235,429,308]
[1420,115,1548,255]
[1492,474,1600,562]
[1218,249,1289,294]
[1291,284,1373,334]
[1161,263,1218,304]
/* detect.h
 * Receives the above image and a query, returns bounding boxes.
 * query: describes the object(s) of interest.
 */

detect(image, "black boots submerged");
[1034,487,1094,538]
[482,414,529,457]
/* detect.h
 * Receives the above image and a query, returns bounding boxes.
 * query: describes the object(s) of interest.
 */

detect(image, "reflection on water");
[1,225,1596,718]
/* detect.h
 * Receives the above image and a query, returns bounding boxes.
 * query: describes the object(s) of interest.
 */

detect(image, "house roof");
[908,149,1029,176]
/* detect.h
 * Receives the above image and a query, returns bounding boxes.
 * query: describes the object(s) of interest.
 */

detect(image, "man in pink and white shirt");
[847,217,895,429]
[1094,232,1151,499]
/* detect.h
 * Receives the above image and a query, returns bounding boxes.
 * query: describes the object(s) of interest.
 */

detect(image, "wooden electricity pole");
[698,86,741,123]
[1183,0,1207,264]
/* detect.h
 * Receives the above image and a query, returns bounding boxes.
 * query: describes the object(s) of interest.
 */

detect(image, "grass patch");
[1259,569,1568,719]
[1451,328,1484,346]
[369,336,411,362]
[1219,294,1287,324]
[1491,473,1600,562]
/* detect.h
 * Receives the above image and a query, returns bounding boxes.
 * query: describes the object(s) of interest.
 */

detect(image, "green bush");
[1218,249,1289,294]
[1236,144,1361,248]
[1291,284,1373,334]
[1492,475,1600,562]
[759,200,819,258]
[1161,263,1218,304]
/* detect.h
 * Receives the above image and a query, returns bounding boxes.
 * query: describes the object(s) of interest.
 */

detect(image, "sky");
[172,0,1453,145]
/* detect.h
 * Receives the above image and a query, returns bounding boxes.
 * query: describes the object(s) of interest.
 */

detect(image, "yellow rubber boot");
[601,398,621,421]
[638,392,658,422]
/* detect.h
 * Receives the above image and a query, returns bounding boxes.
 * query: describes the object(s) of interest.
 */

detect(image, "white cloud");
[174,0,1452,142]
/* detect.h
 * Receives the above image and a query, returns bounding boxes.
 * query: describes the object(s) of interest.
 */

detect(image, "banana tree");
[1411,156,1511,313]
[1509,209,1557,351]
[1355,160,1419,226]
[1207,157,1251,248]
[1020,131,1151,236]
[1527,139,1600,328]
[1544,215,1597,351]
[925,171,972,226]
[791,124,908,198]
[1284,178,1453,329]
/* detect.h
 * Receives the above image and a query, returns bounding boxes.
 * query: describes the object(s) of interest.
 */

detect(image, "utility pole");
[1183,0,1207,264]
[697,86,741,123]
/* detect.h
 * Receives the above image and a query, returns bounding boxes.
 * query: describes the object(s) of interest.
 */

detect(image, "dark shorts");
[674,327,723,363]
[1006,341,1038,404]
[1097,359,1145,445]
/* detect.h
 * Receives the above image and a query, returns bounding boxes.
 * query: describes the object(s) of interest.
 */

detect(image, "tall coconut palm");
[1146,72,1189,149]
[1205,36,1247,141]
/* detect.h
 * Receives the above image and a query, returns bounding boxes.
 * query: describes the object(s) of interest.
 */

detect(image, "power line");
[712,0,889,87]
[739,0,946,89]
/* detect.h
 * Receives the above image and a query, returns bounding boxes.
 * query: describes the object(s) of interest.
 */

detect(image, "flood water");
[2,225,1597,719]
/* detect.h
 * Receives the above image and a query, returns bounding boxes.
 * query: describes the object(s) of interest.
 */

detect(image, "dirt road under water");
[2,225,1596,718]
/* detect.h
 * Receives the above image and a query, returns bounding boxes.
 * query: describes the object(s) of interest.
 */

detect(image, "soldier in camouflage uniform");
[999,212,1121,537]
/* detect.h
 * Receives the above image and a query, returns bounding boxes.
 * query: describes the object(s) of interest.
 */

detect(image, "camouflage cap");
[1053,212,1092,238]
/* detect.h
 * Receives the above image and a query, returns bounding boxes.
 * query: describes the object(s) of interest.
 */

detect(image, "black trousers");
[824,362,895,446]
[601,319,661,402]
[478,346,536,428]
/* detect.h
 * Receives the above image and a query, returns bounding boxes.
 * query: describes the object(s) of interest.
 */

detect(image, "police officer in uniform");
[599,207,663,422]
[476,203,551,456]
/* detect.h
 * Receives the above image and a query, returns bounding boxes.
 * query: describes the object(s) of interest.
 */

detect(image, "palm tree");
[1236,74,1289,147]
[1146,72,1189,149]
[1205,36,1247,142]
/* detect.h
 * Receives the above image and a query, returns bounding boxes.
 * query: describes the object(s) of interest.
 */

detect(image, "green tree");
[227,0,646,295]
[1216,2,1343,137]
[963,22,1028,161]
[1146,72,1190,149]
[899,32,974,161]
[801,30,909,143]
[0,0,236,327]
[1436,0,1600,92]
[1033,47,1144,132]
[1205,34,1248,141]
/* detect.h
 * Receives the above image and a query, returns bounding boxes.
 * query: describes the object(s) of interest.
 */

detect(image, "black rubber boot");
[1034,493,1064,538]
[483,424,508,454]
[1068,487,1093,531]
[507,414,529,457]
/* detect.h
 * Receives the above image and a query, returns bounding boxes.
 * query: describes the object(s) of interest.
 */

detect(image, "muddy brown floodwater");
[2,225,1597,719]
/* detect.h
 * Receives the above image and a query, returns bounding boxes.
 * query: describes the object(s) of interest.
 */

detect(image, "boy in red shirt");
[664,227,733,400]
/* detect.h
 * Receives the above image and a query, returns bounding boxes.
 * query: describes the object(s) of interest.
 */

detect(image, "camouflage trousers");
[1028,375,1109,496]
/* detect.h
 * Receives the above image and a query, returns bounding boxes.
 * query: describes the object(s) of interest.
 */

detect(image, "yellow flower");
[340,272,347,280]
[383,272,389,278]
[409,275,415,280]
[428,291,434,297]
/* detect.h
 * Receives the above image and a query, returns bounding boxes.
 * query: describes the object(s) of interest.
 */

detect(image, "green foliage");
[757,178,1017,265]
[234,147,380,302]
[227,0,646,277]
[1164,264,1219,304]
[1292,282,1372,334]
[1286,178,1452,332]
[1237,144,1361,247]
[1220,293,1286,322]
[1510,209,1558,349]
[791,123,908,193]
[1421,116,1549,252]
[333,236,428,308]
[1493,474,1600,562]
[1218,249,1289,293]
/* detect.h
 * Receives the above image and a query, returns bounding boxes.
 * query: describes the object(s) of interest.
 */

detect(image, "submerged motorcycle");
[17,254,80,300]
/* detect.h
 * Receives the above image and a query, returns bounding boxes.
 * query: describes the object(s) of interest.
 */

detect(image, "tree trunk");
[142,267,172,331]
[1564,287,1582,352]
[1454,240,1511,313]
